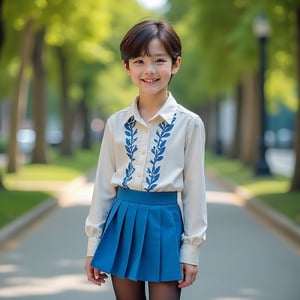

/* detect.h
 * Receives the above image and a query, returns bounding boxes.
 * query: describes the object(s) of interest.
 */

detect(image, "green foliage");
[92,62,137,117]
[2,0,298,135]
[167,0,299,112]
[0,0,154,115]
[266,70,298,113]
[84,0,159,116]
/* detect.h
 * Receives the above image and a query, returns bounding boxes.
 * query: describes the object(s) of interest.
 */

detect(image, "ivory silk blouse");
[85,92,207,266]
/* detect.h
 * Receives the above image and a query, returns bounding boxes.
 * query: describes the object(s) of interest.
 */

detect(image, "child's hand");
[178,263,198,288]
[85,256,108,286]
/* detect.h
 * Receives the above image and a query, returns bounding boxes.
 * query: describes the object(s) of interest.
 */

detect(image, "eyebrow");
[136,52,168,58]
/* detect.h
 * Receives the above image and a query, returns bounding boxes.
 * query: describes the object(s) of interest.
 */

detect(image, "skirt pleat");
[111,203,137,276]
[91,187,183,282]
[160,209,182,280]
[126,204,149,279]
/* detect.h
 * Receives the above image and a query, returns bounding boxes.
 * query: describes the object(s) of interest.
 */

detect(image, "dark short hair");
[120,20,181,68]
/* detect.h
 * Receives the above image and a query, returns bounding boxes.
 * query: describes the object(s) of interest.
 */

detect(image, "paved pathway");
[0,175,299,300]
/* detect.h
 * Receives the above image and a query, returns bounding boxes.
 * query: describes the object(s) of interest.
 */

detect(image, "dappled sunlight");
[214,298,253,300]
[213,288,260,300]
[4,180,66,192]
[55,258,86,268]
[58,182,94,207]
[0,264,19,273]
[0,274,111,298]
[206,190,245,206]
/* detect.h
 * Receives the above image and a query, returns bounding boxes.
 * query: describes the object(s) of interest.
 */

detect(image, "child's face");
[123,38,181,96]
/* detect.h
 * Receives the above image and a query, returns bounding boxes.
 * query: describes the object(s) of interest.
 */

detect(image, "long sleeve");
[85,120,117,257]
[180,116,207,265]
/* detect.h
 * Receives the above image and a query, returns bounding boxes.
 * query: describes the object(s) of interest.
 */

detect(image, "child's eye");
[156,58,166,63]
[134,59,143,64]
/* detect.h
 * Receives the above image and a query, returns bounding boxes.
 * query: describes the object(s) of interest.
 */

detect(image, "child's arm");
[85,119,117,258]
[180,116,207,266]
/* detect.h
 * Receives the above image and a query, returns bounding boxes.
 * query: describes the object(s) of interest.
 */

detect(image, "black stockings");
[148,281,181,300]
[111,276,181,300]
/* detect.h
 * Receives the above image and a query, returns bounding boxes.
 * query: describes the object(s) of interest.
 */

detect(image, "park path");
[0,172,299,300]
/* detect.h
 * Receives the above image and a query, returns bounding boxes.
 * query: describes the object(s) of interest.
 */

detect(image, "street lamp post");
[253,12,271,176]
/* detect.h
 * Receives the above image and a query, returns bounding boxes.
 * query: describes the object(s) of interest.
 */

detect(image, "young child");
[85,20,207,300]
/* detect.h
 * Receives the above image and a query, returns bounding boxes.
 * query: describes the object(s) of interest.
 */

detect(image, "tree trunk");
[228,82,242,158]
[7,19,34,173]
[290,6,300,191]
[214,99,223,155]
[205,101,217,150]
[31,29,48,164]
[0,0,4,54]
[239,73,259,165]
[56,46,73,156]
[0,0,5,189]
[79,96,91,150]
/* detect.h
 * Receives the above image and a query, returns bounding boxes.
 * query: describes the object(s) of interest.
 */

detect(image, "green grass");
[205,150,300,225]
[0,146,99,228]
[4,146,99,183]
[0,190,52,227]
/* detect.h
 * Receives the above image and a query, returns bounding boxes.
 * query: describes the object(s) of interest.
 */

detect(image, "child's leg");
[148,281,181,300]
[111,275,146,300]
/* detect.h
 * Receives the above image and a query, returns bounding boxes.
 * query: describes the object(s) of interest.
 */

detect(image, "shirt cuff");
[180,243,200,265]
[86,237,99,257]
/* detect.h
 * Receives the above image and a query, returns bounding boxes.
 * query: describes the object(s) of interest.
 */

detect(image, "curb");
[206,167,300,245]
[0,170,94,246]
[0,197,58,245]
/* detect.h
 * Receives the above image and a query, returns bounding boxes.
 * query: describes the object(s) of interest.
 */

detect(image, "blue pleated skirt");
[91,187,183,282]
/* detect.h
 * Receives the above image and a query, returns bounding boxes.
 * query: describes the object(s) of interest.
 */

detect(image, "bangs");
[121,24,158,61]
[120,20,181,65]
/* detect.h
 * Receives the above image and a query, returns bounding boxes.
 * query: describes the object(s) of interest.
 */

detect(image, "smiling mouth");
[142,78,159,83]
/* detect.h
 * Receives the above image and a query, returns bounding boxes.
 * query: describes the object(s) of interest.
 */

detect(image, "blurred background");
[0,0,299,186]
[0,1,299,221]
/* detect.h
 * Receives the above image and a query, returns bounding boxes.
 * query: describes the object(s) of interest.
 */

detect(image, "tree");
[0,0,3,54]
[56,46,73,155]
[0,0,5,189]
[290,6,300,191]
[167,0,300,186]
[167,0,260,161]
[7,18,34,173]
[31,29,48,163]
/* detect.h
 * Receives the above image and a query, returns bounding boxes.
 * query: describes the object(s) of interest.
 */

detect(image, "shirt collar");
[123,92,178,125]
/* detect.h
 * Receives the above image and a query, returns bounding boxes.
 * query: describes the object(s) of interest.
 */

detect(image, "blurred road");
[0,173,299,300]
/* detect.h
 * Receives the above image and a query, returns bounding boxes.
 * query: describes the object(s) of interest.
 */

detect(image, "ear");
[122,60,131,75]
[171,56,181,75]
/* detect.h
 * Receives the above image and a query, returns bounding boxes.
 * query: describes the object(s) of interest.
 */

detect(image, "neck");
[138,91,168,122]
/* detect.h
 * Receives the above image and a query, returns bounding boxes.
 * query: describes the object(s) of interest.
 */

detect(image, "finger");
[177,264,185,286]
[178,265,197,288]
[89,269,107,285]
[85,260,106,285]
[93,268,100,279]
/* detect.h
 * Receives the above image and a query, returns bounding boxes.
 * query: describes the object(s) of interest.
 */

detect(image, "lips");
[142,78,159,83]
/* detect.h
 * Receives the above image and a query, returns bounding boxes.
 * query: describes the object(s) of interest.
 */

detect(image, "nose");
[144,61,155,74]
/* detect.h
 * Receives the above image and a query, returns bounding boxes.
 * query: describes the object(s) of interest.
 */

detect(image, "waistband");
[117,187,177,205]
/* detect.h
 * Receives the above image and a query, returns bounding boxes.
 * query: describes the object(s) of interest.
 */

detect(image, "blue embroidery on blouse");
[145,114,177,192]
[122,117,138,188]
